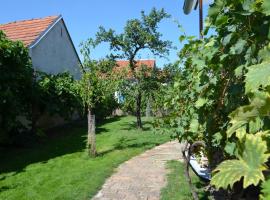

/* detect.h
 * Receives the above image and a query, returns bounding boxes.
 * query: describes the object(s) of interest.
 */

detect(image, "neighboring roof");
[116,60,156,70]
[0,15,60,47]
[114,60,156,78]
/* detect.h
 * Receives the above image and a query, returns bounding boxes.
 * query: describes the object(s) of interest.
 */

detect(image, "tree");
[79,41,116,156]
[95,8,172,129]
[120,64,161,118]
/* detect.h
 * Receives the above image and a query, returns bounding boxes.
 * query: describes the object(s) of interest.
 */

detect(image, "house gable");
[30,18,81,79]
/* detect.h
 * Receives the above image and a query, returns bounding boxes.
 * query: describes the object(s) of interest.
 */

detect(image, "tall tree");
[79,41,116,156]
[95,8,172,129]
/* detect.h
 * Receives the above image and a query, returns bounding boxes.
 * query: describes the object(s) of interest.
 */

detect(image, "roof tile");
[116,60,155,69]
[0,16,60,46]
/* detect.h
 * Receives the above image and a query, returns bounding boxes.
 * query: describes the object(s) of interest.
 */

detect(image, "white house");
[0,15,81,79]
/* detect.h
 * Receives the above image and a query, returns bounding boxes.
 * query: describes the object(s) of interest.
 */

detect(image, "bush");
[0,31,82,144]
[0,31,33,143]
[93,94,118,121]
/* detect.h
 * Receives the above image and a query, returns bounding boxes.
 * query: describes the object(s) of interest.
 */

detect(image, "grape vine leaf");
[234,65,244,77]
[236,126,246,140]
[224,142,236,156]
[211,134,269,189]
[227,120,246,138]
[262,0,270,16]
[258,45,270,62]
[249,117,263,134]
[195,98,207,108]
[242,0,255,12]
[227,92,270,138]
[230,38,247,55]
[261,179,270,199]
[208,0,224,20]
[222,33,233,46]
[245,62,270,93]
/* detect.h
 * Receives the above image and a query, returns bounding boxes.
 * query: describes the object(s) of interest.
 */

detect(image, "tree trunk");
[87,108,96,157]
[136,91,143,129]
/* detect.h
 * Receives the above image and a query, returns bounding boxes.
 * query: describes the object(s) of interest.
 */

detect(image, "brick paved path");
[92,141,183,200]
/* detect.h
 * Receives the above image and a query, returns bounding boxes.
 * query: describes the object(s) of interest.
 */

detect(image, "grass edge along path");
[0,116,170,200]
[161,160,210,200]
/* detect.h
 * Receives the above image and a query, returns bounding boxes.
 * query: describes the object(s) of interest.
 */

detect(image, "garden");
[1,0,270,199]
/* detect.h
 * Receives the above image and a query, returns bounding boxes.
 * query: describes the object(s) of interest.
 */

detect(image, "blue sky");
[0,0,214,67]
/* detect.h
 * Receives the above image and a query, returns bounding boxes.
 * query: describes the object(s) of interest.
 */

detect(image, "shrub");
[0,31,33,143]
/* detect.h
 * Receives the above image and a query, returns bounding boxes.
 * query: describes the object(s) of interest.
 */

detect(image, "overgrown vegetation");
[158,0,270,198]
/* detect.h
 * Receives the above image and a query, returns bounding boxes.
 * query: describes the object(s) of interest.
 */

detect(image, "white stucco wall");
[30,19,81,79]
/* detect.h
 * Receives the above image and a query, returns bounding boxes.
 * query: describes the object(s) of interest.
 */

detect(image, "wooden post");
[199,0,203,39]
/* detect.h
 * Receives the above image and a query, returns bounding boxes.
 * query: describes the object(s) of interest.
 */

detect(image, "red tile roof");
[116,60,155,70]
[0,15,60,47]
[114,60,156,78]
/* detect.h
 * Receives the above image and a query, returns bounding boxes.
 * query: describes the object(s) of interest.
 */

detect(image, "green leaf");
[222,33,233,46]
[234,65,244,77]
[224,142,236,156]
[195,98,207,108]
[262,0,270,16]
[261,179,270,199]
[242,0,255,12]
[227,120,246,138]
[249,117,263,134]
[236,126,246,140]
[208,0,224,20]
[258,45,270,62]
[230,38,247,55]
[174,81,180,88]
[211,134,269,189]
[245,62,270,93]
[189,118,199,133]
[227,92,270,137]
[215,15,229,26]
[212,132,222,147]
[179,35,185,42]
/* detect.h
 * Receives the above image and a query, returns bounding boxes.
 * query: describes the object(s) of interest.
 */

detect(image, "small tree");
[95,8,172,129]
[79,41,116,156]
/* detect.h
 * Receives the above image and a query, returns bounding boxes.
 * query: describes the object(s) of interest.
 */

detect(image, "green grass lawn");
[161,160,209,200]
[0,116,170,200]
